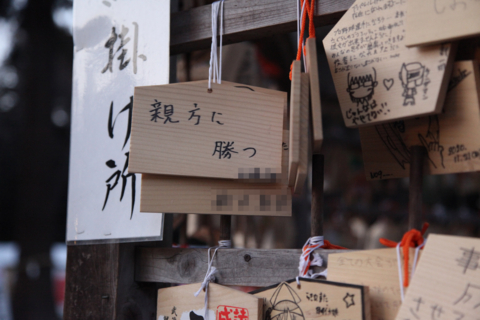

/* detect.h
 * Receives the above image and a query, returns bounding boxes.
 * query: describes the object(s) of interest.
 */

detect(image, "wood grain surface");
[130,81,285,180]
[170,0,354,54]
[396,234,480,320]
[294,73,310,194]
[135,248,351,286]
[406,0,480,47]
[252,278,370,320]
[360,61,480,180]
[323,0,455,128]
[157,283,262,320]
[306,38,324,154]
[289,61,302,187]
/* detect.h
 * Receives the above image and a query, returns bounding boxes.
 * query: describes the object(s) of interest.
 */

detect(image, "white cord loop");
[296,0,307,72]
[412,240,425,274]
[194,240,232,320]
[395,243,405,302]
[395,240,426,302]
[296,236,326,285]
[208,0,225,90]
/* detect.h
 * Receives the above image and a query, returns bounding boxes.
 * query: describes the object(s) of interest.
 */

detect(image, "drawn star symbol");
[343,292,355,309]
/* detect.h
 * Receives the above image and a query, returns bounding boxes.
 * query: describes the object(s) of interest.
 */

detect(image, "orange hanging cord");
[289,0,316,80]
[379,222,429,287]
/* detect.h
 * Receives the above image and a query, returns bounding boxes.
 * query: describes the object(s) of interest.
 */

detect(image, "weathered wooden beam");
[170,0,353,54]
[135,248,351,286]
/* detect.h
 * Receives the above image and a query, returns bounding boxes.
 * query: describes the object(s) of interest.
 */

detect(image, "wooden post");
[408,146,426,231]
[64,214,173,320]
[220,215,232,242]
[311,155,324,237]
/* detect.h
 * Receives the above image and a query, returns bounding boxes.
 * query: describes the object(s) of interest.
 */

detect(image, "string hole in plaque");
[208,88,213,93]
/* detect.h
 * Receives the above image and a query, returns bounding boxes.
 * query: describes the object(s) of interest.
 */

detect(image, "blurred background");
[1,0,480,319]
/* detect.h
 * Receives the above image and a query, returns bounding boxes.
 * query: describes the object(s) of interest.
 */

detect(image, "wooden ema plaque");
[406,0,480,47]
[322,0,454,128]
[360,60,480,180]
[328,248,419,320]
[251,278,371,320]
[305,38,324,153]
[140,129,291,216]
[289,61,302,187]
[140,82,291,216]
[157,283,263,320]
[395,234,480,320]
[129,81,285,180]
[294,73,310,195]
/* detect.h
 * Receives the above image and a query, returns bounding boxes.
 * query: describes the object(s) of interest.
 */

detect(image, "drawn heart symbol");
[383,78,394,91]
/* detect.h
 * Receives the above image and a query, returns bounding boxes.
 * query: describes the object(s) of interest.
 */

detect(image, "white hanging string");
[296,236,326,285]
[412,240,426,278]
[395,243,405,302]
[208,0,225,90]
[194,240,232,320]
[395,240,426,302]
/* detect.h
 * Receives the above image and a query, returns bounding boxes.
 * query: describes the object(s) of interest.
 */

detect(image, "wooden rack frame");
[64,1,377,319]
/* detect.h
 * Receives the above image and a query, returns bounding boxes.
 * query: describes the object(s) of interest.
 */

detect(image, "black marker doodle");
[375,122,412,170]
[163,105,179,124]
[213,141,238,159]
[448,68,472,92]
[399,62,429,106]
[343,293,355,308]
[435,0,469,14]
[456,247,480,274]
[346,68,378,108]
[234,86,255,91]
[188,103,201,125]
[108,96,133,150]
[101,26,131,73]
[383,78,394,91]
[409,297,425,319]
[212,112,224,125]
[150,100,164,122]
[102,152,136,219]
[453,283,480,309]
[430,304,444,320]
[418,116,445,169]
[243,147,257,158]
[376,116,445,171]
[149,100,179,124]
[189,311,204,320]
[267,283,305,320]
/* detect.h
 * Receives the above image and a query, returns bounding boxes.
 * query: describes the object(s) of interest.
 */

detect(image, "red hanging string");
[289,0,316,80]
[379,222,429,287]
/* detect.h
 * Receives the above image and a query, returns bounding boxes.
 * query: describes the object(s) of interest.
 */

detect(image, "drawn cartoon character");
[399,62,427,106]
[375,116,445,171]
[346,68,378,109]
[268,282,305,320]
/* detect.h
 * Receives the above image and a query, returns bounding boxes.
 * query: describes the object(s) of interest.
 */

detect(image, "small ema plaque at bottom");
[250,278,370,320]
[157,283,263,320]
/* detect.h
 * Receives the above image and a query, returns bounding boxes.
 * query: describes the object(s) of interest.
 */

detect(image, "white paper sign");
[67,0,169,243]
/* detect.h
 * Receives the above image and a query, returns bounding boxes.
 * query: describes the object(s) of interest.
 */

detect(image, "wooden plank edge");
[135,247,352,286]
[170,0,353,54]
